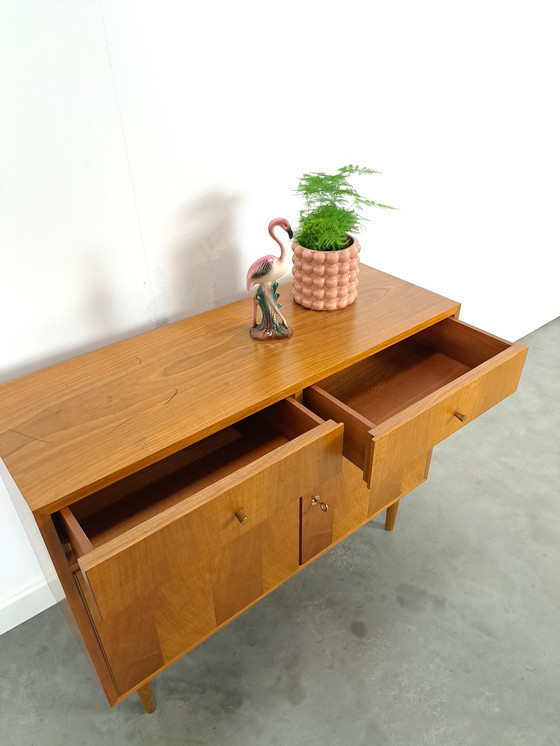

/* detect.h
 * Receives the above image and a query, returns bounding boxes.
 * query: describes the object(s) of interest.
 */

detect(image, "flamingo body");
[246,255,284,289]
[246,218,293,291]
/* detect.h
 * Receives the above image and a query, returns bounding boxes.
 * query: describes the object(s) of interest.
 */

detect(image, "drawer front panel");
[365,343,527,486]
[76,420,343,694]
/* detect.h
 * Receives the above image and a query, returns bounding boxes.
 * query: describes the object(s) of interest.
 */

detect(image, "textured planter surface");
[292,238,361,310]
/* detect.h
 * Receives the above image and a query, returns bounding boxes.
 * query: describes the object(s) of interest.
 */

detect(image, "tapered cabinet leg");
[385,500,400,531]
[137,682,156,714]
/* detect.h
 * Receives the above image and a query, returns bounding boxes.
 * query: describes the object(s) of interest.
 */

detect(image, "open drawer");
[57,397,343,695]
[303,317,527,489]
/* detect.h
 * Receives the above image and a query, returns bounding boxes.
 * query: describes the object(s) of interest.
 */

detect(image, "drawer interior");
[315,317,510,426]
[58,398,323,555]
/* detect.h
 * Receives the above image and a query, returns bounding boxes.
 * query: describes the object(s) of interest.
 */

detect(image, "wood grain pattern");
[300,450,432,564]
[76,419,342,576]
[365,341,528,487]
[62,398,334,550]
[330,458,372,541]
[367,450,432,517]
[0,264,529,710]
[407,316,511,368]
[103,452,427,703]
[328,347,470,425]
[33,514,120,704]
[0,265,460,513]
[299,450,429,562]
[75,430,289,547]
[300,492,334,564]
[59,507,94,557]
[308,317,527,487]
[78,500,300,694]
[69,426,245,522]
[303,385,373,469]
[69,421,341,692]
[300,455,377,561]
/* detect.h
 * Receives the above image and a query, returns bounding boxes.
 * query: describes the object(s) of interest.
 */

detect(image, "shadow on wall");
[0,249,154,383]
[1,192,245,382]
[169,190,245,323]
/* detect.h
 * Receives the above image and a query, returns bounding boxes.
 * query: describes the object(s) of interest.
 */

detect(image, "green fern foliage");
[295,165,394,251]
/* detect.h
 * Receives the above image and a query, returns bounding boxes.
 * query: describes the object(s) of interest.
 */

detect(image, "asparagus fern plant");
[294,165,394,251]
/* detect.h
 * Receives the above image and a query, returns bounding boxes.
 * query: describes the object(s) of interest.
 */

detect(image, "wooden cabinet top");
[0,266,459,513]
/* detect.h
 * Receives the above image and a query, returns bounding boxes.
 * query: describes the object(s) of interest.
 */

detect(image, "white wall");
[1,0,559,631]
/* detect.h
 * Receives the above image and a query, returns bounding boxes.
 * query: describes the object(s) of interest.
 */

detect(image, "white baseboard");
[0,577,60,636]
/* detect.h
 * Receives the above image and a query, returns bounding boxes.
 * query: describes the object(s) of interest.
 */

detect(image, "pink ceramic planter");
[292,238,361,311]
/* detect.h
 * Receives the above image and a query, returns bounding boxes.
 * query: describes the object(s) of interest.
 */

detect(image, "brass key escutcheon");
[311,496,329,512]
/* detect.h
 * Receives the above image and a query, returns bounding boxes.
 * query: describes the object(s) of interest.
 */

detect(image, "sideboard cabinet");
[0,266,527,711]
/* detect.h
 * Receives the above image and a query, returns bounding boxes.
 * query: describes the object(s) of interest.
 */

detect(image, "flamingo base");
[250,282,293,340]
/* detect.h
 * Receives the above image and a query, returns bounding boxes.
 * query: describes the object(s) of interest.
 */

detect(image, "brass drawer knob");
[311,496,329,512]
[234,511,249,525]
[453,411,468,423]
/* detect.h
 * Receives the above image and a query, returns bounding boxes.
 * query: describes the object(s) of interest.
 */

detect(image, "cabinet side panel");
[34,513,120,705]
[0,459,62,603]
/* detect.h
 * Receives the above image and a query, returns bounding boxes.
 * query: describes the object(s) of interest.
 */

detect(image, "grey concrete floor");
[1,319,559,746]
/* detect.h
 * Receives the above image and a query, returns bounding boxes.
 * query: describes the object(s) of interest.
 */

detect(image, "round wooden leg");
[137,682,156,714]
[385,500,400,531]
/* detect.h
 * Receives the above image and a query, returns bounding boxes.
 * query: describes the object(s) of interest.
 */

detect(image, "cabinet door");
[76,421,342,695]
[299,450,433,566]
[300,457,373,564]
[76,499,300,693]
[300,489,334,565]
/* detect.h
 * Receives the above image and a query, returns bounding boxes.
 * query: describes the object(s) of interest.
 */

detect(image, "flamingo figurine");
[246,218,294,340]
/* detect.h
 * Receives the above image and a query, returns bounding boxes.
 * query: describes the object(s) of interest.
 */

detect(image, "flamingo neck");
[269,222,287,264]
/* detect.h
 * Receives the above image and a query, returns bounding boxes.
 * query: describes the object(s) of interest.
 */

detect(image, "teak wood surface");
[0,263,528,709]
[0,265,461,515]
[305,316,527,487]
[69,419,342,693]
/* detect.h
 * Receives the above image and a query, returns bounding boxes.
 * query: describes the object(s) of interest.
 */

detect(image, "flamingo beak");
[287,227,294,239]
